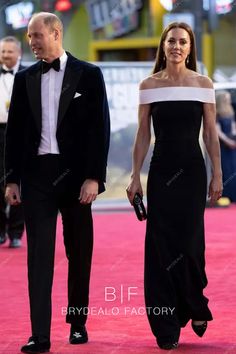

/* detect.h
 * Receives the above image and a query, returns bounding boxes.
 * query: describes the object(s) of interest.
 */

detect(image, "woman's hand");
[126,175,143,205]
[208,174,223,204]
[226,139,236,149]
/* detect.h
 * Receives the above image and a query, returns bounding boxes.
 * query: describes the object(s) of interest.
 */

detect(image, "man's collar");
[2,61,20,74]
[59,51,67,71]
[41,51,67,72]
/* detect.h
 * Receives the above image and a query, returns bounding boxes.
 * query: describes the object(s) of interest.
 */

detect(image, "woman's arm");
[216,121,236,149]
[232,120,236,136]
[131,103,151,177]
[126,102,151,204]
[203,101,223,203]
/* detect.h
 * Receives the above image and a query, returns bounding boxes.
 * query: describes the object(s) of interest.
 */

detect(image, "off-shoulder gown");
[139,87,215,344]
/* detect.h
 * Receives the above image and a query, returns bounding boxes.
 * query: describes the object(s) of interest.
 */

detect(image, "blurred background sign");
[101,62,150,132]
[163,13,195,29]
[85,0,143,38]
[5,1,34,30]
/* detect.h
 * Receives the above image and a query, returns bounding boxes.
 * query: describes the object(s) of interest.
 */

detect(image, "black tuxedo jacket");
[18,64,26,71]
[5,53,110,194]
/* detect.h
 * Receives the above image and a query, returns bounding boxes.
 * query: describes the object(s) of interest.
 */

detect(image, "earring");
[186,56,189,64]
[163,55,166,61]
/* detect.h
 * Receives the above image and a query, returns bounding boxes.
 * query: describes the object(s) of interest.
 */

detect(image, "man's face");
[27,18,57,61]
[0,41,21,69]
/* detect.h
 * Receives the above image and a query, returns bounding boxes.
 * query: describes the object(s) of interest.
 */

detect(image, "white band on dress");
[139,87,216,104]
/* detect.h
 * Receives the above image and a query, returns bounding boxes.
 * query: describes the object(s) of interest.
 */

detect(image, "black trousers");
[21,154,93,340]
[0,123,24,239]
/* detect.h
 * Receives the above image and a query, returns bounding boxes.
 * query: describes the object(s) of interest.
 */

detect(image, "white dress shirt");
[38,51,68,155]
[0,62,20,123]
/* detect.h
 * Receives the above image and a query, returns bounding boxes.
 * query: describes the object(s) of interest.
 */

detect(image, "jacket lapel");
[26,62,42,133]
[25,55,83,133]
[57,54,83,129]
[18,64,26,71]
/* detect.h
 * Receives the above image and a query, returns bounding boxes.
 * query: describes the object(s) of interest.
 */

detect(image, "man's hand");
[5,183,21,205]
[79,179,98,204]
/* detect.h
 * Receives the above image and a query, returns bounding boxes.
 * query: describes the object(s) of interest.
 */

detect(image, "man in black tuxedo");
[5,12,110,353]
[0,36,25,248]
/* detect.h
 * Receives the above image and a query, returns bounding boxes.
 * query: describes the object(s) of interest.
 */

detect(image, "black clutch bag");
[133,193,147,221]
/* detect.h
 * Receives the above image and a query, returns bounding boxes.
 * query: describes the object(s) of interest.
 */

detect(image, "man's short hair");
[0,36,21,50]
[30,12,63,34]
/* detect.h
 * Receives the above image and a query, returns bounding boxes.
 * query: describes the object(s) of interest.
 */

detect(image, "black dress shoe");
[0,233,7,245]
[156,341,179,350]
[191,320,207,337]
[9,238,22,248]
[156,329,180,350]
[21,336,50,353]
[69,325,88,344]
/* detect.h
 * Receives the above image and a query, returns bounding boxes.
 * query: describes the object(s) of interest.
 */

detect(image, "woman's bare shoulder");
[139,72,165,90]
[191,73,214,89]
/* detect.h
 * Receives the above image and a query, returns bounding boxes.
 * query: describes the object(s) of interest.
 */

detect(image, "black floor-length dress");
[140,87,215,343]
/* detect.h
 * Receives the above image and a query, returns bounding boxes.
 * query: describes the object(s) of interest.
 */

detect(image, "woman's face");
[163,28,191,65]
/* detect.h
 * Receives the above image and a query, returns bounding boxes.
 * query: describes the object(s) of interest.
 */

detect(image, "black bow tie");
[41,58,60,74]
[1,68,14,75]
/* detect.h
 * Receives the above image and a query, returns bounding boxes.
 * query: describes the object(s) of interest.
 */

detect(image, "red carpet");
[0,206,236,353]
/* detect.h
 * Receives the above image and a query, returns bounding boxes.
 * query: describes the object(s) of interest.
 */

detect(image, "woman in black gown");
[127,22,222,350]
